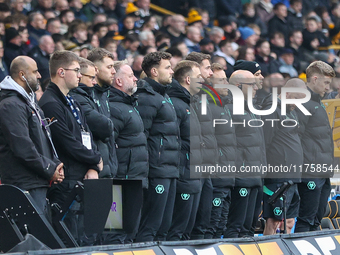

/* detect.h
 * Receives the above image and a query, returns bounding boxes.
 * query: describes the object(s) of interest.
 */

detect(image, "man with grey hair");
[139,30,155,47]
[108,60,148,243]
[27,12,49,47]
[184,26,201,53]
[28,35,55,84]
[209,26,224,51]
[166,14,186,44]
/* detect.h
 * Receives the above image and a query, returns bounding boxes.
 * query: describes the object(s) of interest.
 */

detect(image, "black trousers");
[135,178,176,242]
[190,178,213,239]
[224,186,258,238]
[205,187,231,239]
[295,178,331,233]
[167,191,201,241]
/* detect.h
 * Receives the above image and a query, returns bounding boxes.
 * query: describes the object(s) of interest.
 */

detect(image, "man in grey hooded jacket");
[0,56,64,213]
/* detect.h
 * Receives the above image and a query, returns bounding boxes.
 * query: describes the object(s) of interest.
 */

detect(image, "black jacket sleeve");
[72,93,114,142]
[41,101,101,166]
[109,106,125,141]
[135,93,158,139]
[0,101,57,180]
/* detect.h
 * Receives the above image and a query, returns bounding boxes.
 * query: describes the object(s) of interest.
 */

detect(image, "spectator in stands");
[60,10,75,35]
[11,0,27,14]
[270,31,285,57]
[27,12,49,47]
[216,0,242,17]
[237,46,255,61]
[134,51,179,242]
[238,3,267,36]
[39,51,103,244]
[109,60,148,242]
[93,22,108,40]
[33,0,53,15]
[208,27,224,51]
[331,3,340,28]
[0,56,64,213]
[4,28,23,68]
[287,30,306,73]
[54,0,69,16]
[131,54,143,78]
[199,38,214,55]
[141,15,159,33]
[255,38,279,76]
[28,35,55,84]
[19,26,33,56]
[121,15,137,36]
[83,0,105,22]
[295,61,335,233]
[255,0,274,25]
[304,17,331,49]
[117,34,140,60]
[166,60,203,241]
[46,18,61,35]
[69,22,88,46]
[185,26,201,53]
[155,33,171,50]
[93,13,107,25]
[69,0,88,22]
[215,39,236,67]
[102,37,118,60]
[102,0,118,20]
[187,9,203,33]
[238,26,258,48]
[173,41,189,58]
[136,0,151,17]
[166,15,186,45]
[287,0,304,32]
[0,3,11,22]
[139,30,155,48]
[211,55,229,76]
[277,48,298,77]
[268,3,289,39]
[0,40,7,81]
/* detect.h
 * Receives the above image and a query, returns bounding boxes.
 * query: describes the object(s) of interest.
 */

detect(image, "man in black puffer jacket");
[134,52,180,242]
[108,61,149,243]
[166,60,203,241]
[261,78,305,235]
[185,52,218,240]
[295,61,335,233]
[70,57,117,179]
[205,63,236,239]
[86,48,118,178]
[224,70,266,238]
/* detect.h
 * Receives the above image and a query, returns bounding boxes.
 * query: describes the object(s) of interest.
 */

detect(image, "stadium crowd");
[0,0,339,247]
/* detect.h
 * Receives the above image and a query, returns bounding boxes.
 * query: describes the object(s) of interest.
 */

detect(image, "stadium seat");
[319,200,337,230]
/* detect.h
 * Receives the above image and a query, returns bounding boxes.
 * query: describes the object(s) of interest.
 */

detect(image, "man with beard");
[224,70,266,238]
[134,52,180,242]
[38,51,103,244]
[75,49,118,180]
[261,78,306,235]
[109,60,148,243]
[0,56,64,214]
[185,52,218,239]
[166,60,203,241]
[204,63,236,239]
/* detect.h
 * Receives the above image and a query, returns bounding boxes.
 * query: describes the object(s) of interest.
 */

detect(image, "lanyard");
[65,94,85,131]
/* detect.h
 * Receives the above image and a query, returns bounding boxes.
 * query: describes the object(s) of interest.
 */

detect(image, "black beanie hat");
[233,60,261,74]
[5,27,19,43]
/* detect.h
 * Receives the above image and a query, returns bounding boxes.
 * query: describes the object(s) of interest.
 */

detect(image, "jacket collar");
[47,82,69,105]
[142,77,169,96]
[307,86,322,102]
[109,86,136,105]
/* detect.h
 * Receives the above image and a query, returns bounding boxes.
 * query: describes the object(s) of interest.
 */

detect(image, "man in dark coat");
[295,61,335,232]
[261,78,305,235]
[38,50,103,243]
[134,51,180,242]
[108,60,148,243]
[0,56,64,213]
[268,3,289,39]
[166,60,203,241]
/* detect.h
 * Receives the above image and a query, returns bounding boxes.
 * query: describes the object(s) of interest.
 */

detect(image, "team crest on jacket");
[155,184,165,194]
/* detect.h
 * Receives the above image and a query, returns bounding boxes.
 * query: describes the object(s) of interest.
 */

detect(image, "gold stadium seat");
[323,99,340,158]
[319,200,336,230]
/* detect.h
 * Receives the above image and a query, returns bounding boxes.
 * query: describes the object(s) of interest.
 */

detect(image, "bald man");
[224,70,267,238]
[0,56,64,213]
[262,78,306,235]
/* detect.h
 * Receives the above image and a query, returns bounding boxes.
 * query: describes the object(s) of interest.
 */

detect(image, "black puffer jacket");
[39,82,101,181]
[70,84,117,178]
[108,87,148,184]
[191,89,219,178]
[0,76,61,191]
[208,93,236,187]
[261,95,303,184]
[295,87,334,178]
[232,100,266,187]
[134,78,180,179]
[168,80,201,194]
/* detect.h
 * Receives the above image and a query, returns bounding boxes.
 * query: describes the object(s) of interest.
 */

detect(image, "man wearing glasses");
[70,55,117,181]
[39,50,103,245]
